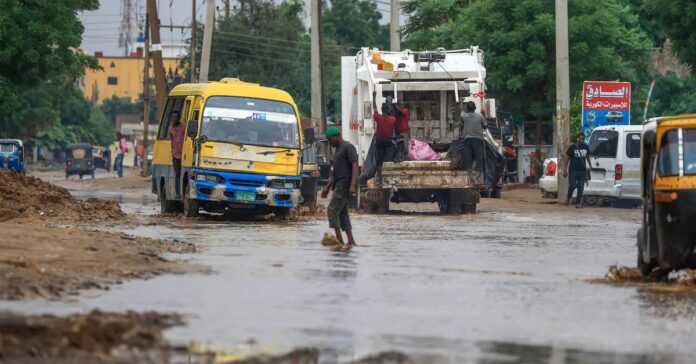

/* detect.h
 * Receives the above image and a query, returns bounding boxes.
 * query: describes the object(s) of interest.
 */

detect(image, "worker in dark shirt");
[563,132,592,208]
[321,126,359,246]
[460,101,487,186]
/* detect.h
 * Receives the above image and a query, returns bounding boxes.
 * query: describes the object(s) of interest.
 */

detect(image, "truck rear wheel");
[438,191,462,214]
[362,188,389,214]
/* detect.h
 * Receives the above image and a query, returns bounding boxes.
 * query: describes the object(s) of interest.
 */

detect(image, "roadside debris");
[321,232,343,248]
[0,310,182,363]
[591,265,696,292]
[0,171,124,222]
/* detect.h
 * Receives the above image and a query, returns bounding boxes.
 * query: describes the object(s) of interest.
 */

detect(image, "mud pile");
[0,171,124,222]
[592,265,696,292]
[0,310,181,362]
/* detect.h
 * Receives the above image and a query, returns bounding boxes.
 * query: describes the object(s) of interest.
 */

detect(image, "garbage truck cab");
[341,47,503,214]
[152,79,303,217]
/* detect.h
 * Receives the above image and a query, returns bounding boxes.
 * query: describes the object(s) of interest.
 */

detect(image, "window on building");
[107,77,118,85]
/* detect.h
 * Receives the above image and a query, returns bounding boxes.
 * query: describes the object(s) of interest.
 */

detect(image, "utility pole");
[141,16,151,177]
[199,0,215,82]
[191,0,197,82]
[147,0,167,117]
[390,0,400,51]
[311,0,325,132]
[555,0,570,204]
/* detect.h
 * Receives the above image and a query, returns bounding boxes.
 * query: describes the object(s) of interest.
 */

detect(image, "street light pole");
[555,0,571,205]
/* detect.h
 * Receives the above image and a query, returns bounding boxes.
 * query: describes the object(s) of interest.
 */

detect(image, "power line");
[214,29,360,52]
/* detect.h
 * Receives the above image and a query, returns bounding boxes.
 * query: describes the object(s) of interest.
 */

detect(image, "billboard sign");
[582,81,631,135]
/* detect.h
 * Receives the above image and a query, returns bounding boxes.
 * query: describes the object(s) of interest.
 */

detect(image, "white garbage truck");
[340,47,503,214]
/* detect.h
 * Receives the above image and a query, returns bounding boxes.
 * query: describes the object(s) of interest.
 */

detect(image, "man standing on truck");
[563,132,592,208]
[168,111,185,199]
[460,101,487,186]
[321,127,359,246]
[396,101,410,162]
[372,91,398,182]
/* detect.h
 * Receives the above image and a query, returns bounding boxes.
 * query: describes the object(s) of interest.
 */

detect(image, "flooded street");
[4,175,696,363]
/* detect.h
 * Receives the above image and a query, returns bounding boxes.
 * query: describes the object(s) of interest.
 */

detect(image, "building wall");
[80,56,183,104]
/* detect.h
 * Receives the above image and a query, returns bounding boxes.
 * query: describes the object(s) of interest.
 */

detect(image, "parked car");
[0,139,25,174]
[538,158,558,198]
[605,111,624,122]
[583,125,642,206]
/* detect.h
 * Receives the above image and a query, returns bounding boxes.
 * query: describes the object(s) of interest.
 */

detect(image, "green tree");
[0,0,99,114]
[644,0,696,67]
[100,96,141,123]
[324,0,389,51]
[402,0,654,122]
[205,0,312,114]
[647,73,696,118]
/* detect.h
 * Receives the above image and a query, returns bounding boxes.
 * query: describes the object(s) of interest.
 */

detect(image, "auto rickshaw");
[0,139,25,174]
[637,114,696,276]
[65,143,95,179]
[92,146,111,171]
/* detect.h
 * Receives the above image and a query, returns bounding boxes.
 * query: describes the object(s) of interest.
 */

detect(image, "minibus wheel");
[183,184,199,218]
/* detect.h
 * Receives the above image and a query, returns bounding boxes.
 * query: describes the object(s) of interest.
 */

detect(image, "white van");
[583,125,642,205]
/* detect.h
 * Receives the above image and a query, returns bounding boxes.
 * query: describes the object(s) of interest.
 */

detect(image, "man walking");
[115,132,128,178]
[168,111,185,199]
[321,126,359,246]
[460,101,487,186]
[396,101,410,161]
[563,132,592,208]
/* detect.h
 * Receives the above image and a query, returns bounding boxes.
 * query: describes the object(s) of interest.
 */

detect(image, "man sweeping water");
[321,127,359,246]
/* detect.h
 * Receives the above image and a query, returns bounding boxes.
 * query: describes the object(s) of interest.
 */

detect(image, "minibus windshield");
[201,96,300,149]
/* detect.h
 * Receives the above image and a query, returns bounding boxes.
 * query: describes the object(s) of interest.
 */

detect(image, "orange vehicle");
[637,114,696,276]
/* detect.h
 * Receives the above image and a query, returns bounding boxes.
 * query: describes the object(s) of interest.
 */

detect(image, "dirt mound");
[0,310,182,362]
[0,220,198,301]
[0,171,124,222]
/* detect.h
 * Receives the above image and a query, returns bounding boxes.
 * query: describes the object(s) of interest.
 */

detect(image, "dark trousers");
[173,157,182,197]
[115,154,124,177]
[327,183,352,231]
[568,169,587,204]
[463,137,485,171]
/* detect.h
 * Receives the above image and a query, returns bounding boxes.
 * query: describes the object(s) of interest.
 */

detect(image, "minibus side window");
[684,129,696,175]
[157,97,185,140]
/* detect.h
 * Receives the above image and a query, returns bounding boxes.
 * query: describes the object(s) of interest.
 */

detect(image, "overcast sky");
[79,0,395,57]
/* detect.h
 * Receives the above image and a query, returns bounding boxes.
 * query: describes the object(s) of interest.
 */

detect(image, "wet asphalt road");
[4,191,696,363]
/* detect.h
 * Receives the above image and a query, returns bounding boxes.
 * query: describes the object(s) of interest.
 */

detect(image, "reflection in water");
[4,206,696,362]
[637,288,696,320]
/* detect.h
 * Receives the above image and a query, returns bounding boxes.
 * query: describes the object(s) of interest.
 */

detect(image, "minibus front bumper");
[190,169,301,208]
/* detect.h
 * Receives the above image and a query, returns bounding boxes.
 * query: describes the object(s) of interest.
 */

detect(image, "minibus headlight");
[269,179,297,189]
[195,173,221,183]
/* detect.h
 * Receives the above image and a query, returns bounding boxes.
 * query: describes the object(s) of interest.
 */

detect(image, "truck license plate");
[236,191,256,201]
